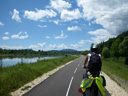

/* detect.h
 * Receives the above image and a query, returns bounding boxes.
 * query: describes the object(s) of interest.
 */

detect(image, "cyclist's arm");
[101,56,102,66]
[99,54,102,66]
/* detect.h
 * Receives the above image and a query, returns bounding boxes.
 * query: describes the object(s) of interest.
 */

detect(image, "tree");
[97,42,104,54]
[102,47,110,58]
[119,36,128,64]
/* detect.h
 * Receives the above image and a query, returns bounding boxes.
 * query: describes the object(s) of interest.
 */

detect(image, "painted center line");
[66,77,74,96]
[74,68,78,74]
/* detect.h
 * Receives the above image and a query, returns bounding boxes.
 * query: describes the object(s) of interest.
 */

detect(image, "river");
[0,56,60,67]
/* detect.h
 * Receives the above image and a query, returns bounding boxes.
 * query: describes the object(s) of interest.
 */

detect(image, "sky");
[0,0,128,51]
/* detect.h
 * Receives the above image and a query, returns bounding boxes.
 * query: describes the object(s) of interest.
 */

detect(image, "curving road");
[23,55,111,96]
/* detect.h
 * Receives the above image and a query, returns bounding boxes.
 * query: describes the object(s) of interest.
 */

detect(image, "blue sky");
[0,0,128,51]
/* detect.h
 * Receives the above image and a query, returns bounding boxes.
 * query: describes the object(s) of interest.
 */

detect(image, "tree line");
[97,31,128,64]
[0,49,80,56]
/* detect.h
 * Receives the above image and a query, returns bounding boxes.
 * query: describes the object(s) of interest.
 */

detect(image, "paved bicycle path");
[23,55,111,96]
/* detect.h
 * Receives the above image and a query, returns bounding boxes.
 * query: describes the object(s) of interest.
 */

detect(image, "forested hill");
[97,30,128,64]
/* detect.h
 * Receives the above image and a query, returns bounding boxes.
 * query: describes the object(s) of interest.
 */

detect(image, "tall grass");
[0,55,79,96]
[102,58,128,90]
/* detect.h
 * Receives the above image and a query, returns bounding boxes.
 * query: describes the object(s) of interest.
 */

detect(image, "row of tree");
[0,48,80,56]
[97,31,128,64]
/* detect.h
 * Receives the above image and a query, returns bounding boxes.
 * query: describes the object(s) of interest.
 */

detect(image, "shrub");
[102,47,110,58]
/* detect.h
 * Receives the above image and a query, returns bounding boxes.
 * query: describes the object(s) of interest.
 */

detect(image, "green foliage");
[102,47,110,58]
[102,58,128,89]
[119,36,128,64]
[80,50,90,55]
[97,42,105,54]
[119,36,128,56]
[0,55,79,96]
[97,31,128,58]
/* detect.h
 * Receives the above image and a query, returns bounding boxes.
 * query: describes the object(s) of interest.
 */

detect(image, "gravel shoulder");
[102,72,128,96]
[10,60,128,96]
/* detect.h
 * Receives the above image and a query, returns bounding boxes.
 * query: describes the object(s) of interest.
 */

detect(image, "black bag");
[87,53,102,72]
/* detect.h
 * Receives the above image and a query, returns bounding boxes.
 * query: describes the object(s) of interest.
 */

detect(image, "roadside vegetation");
[102,58,128,88]
[0,48,80,56]
[0,55,79,96]
[97,31,128,90]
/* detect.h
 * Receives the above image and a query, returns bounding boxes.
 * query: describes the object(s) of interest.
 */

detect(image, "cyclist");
[83,45,102,78]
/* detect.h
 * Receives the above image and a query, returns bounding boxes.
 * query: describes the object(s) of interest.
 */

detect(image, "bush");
[102,47,110,58]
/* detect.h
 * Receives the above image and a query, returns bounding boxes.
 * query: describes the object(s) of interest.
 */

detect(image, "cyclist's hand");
[83,66,86,69]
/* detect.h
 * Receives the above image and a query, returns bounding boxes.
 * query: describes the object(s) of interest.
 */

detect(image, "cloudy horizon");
[0,0,128,51]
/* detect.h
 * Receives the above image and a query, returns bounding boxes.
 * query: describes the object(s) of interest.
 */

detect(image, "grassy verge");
[102,58,128,90]
[0,55,79,96]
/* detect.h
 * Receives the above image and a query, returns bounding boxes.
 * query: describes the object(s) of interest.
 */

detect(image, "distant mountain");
[60,49,78,52]
[46,49,79,52]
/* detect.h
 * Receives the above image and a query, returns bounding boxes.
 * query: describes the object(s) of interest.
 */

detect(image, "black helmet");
[91,45,98,53]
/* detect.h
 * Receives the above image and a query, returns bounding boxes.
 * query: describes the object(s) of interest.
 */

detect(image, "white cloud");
[11,32,29,39]
[38,25,47,28]
[78,40,86,45]
[28,43,46,50]
[49,44,68,49]
[54,31,68,39]
[88,29,115,43]
[70,40,93,49]
[53,20,59,25]
[61,9,82,21]
[5,32,9,35]
[0,43,46,50]
[24,9,57,21]
[11,9,21,22]
[0,22,4,26]
[77,0,128,42]
[67,26,82,31]
[46,36,50,39]
[70,44,82,49]
[49,44,57,49]
[0,45,24,50]
[38,43,46,47]
[58,44,68,49]
[28,44,39,49]
[2,36,10,40]
[47,0,71,12]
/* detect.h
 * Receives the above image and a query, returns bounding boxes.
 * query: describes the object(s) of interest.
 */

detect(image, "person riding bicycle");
[83,44,102,78]
[79,45,106,96]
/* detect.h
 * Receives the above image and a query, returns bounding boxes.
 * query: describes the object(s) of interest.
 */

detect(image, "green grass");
[0,55,79,96]
[21,86,31,91]
[102,57,128,88]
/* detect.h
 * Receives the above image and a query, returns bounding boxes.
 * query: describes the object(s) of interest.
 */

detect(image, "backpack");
[87,53,102,72]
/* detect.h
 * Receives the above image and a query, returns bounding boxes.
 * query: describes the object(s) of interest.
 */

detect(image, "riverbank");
[0,55,79,96]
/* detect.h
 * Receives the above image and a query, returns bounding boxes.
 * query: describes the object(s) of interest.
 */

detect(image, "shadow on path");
[105,89,111,96]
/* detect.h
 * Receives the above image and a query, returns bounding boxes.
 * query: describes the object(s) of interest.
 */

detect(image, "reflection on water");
[0,56,59,67]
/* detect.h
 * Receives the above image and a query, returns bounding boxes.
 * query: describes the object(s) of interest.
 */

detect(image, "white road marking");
[66,57,84,96]
[78,64,80,67]
[78,57,83,67]
[66,77,74,96]
[74,68,77,74]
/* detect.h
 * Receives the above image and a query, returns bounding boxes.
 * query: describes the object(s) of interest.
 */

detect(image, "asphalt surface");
[23,55,111,96]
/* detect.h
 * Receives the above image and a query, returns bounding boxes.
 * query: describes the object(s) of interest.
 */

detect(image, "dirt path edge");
[102,72,128,96]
